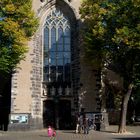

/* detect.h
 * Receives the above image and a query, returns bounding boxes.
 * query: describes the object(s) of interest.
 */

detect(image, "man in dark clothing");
[83,115,90,134]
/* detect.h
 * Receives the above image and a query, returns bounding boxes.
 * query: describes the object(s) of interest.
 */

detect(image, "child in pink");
[47,126,53,137]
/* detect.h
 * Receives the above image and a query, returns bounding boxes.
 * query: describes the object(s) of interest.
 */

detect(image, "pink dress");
[47,127,53,137]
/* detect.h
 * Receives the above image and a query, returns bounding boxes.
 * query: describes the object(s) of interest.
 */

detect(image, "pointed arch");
[43,7,71,85]
[38,0,77,30]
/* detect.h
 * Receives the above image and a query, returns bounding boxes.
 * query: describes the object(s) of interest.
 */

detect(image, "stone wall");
[10,0,102,130]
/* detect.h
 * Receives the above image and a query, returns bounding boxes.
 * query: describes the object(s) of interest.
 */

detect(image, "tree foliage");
[0,0,38,73]
[80,0,140,133]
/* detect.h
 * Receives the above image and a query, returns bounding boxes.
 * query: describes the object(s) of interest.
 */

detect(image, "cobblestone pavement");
[0,125,140,140]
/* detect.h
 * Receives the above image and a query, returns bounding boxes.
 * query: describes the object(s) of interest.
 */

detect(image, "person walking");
[76,114,81,133]
[47,126,56,139]
[83,115,90,134]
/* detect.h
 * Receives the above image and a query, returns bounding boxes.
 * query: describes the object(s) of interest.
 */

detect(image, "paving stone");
[0,125,140,140]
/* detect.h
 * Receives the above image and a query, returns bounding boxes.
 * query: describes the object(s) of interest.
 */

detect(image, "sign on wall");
[10,114,29,124]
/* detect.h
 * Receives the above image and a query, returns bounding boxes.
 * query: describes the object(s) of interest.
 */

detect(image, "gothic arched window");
[43,8,71,95]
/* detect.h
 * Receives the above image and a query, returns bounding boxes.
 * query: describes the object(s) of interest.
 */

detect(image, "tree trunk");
[118,84,133,133]
[100,70,106,111]
[0,72,12,131]
[100,69,109,130]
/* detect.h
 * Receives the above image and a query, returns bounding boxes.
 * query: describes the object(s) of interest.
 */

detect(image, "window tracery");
[43,8,71,96]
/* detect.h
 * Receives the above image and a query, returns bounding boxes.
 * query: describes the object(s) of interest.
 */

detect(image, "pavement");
[0,125,140,140]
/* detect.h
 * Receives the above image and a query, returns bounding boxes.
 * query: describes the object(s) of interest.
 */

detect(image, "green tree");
[0,0,38,73]
[80,0,140,133]
[0,0,38,131]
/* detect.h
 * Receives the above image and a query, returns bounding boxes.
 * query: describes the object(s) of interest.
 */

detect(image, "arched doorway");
[43,99,71,130]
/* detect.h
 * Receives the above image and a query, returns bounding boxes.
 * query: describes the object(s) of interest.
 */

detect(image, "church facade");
[9,0,103,130]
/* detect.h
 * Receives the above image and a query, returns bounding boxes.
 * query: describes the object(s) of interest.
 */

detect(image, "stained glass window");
[43,8,71,88]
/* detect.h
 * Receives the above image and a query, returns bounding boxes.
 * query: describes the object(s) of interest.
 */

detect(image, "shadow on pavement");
[39,135,49,137]
[62,129,119,134]
[62,130,76,134]
[115,138,140,140]
[100,130,117,133]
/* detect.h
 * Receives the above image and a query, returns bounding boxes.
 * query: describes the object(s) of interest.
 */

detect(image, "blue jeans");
[84,126,89,134]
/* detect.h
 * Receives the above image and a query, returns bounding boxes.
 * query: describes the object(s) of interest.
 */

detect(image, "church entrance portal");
[43,100,71,130]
